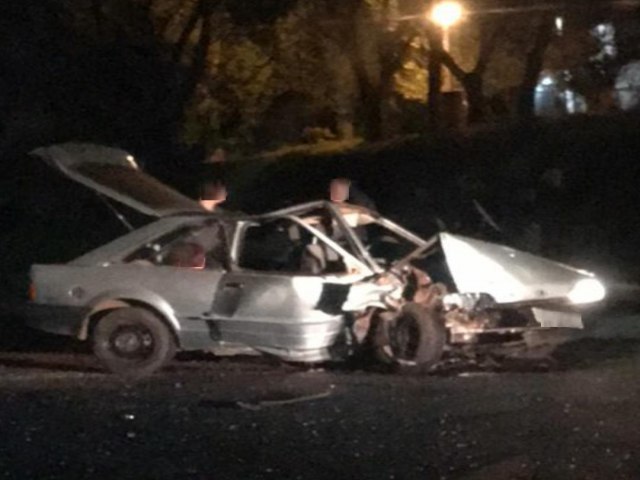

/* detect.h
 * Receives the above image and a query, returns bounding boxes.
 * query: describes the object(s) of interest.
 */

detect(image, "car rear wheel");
[92,307,176,378]
[373,303,446,372]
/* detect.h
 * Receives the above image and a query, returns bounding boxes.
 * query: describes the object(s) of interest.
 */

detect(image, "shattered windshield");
[360,221,421,266]
[335,206,429,268]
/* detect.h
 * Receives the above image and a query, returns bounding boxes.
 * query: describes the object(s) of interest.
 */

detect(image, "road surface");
[0,334,637,480]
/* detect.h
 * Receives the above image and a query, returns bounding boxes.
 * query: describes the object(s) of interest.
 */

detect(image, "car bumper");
[22,304,89,337]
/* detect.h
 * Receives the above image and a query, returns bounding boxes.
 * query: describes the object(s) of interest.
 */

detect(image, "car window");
[125,220,228,270]
[362,221,420,267]
[238,218,347,275]
[300,206,362,260]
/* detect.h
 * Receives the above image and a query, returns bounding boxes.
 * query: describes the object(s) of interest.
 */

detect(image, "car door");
[208,217,370,351]
[85,219,231,336]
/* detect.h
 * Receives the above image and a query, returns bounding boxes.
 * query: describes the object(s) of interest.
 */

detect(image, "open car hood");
[440,233,603,305]
[31,143,203,217]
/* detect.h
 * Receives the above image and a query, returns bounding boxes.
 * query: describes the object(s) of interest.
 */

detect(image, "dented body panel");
[440,233,596,305]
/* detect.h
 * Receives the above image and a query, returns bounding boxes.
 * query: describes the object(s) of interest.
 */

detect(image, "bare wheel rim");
[389,315,421,364]
[108,325,156,360]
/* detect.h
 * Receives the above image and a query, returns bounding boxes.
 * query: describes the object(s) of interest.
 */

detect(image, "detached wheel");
[374,303,446,372]
[92,307,176,378]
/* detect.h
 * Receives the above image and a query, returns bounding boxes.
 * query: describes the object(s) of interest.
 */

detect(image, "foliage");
[0,0,635,158]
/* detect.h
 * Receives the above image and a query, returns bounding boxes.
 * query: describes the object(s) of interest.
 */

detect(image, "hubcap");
[109,326,155,360]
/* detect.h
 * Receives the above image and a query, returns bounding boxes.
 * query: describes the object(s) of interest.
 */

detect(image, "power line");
[161,0,640,34]
[469,0,640,15]
[397,0,640,22]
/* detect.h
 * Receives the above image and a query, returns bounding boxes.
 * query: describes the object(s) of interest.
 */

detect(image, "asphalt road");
[0,336,638,480]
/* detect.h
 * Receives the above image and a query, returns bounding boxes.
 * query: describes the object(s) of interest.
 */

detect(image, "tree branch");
[518,14,555,118]
[381,32,418,87]
[191,0,215,81]
[439,49,467,82]
[172,0,206,63]
[474,23,504,75]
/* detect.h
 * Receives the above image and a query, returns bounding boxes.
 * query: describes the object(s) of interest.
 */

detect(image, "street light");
[431,1,463,30]
[429,1,464,91]
[430,1,463,50]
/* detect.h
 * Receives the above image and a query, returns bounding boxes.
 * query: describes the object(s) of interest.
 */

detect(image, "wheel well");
[80,299,180,347]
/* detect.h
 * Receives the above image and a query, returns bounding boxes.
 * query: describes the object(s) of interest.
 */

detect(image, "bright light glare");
[430,1,464,28]
[567,278,606,305]
[125,154,139,169]
[540,75,555,86]
[292,277,323,304]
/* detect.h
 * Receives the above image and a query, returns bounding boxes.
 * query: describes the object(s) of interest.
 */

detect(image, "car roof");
[67,201,376,266]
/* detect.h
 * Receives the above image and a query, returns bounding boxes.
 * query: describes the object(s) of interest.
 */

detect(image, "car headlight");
[567,278,606,304]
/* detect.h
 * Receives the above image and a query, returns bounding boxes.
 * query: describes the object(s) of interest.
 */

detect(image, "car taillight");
[28,283,36,301]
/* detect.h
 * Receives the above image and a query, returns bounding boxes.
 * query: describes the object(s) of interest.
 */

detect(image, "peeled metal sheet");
[439,233,594,304]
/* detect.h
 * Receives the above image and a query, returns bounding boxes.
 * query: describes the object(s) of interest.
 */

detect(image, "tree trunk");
[380,95,400,138]
[358,78,383,140]
[337,116,355,140]
[360,77,400,141]
[439,51,486,126]
[191,1,214,88]
[462,72,485,124]
[173,0,206,64]
[427,48,443,131]
[352,51,395,141]
[517,16,554,120]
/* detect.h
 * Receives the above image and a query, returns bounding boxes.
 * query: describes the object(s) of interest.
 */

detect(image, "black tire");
[373,303,446,372]
[92,307,176,378]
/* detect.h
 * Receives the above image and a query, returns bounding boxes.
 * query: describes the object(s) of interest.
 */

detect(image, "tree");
[305,0,422,140]
[419,0,612,125]
[432,20,503,124]
[146,0,287,150]
[421,2,556,125]
[516,13,555,120]
[35,0,620,154]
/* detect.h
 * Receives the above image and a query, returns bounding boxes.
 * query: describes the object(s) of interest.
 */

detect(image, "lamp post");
[429,1,463,91]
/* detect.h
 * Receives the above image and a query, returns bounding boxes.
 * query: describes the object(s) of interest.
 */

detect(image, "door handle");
[224,282,244,289]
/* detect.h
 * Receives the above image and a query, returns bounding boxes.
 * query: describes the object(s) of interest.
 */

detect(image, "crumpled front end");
[439,233,606,307]
[425,233,607,344]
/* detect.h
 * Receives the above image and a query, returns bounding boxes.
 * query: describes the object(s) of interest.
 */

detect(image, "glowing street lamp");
[430,1,464,31]
[429,1,464,91]
[430,1,463,50]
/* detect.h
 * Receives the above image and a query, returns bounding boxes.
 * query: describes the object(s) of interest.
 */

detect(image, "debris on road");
[236,389,334,410]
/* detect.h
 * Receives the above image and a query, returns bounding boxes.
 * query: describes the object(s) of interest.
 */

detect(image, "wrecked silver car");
[25,143,607,376]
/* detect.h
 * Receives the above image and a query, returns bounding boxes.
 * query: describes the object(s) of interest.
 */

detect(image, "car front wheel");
[92,307,176,378]
[373,303,446,372]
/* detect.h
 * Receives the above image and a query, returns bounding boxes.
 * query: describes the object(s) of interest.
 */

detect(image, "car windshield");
[330,204,428,269]
[360,221,423,267]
